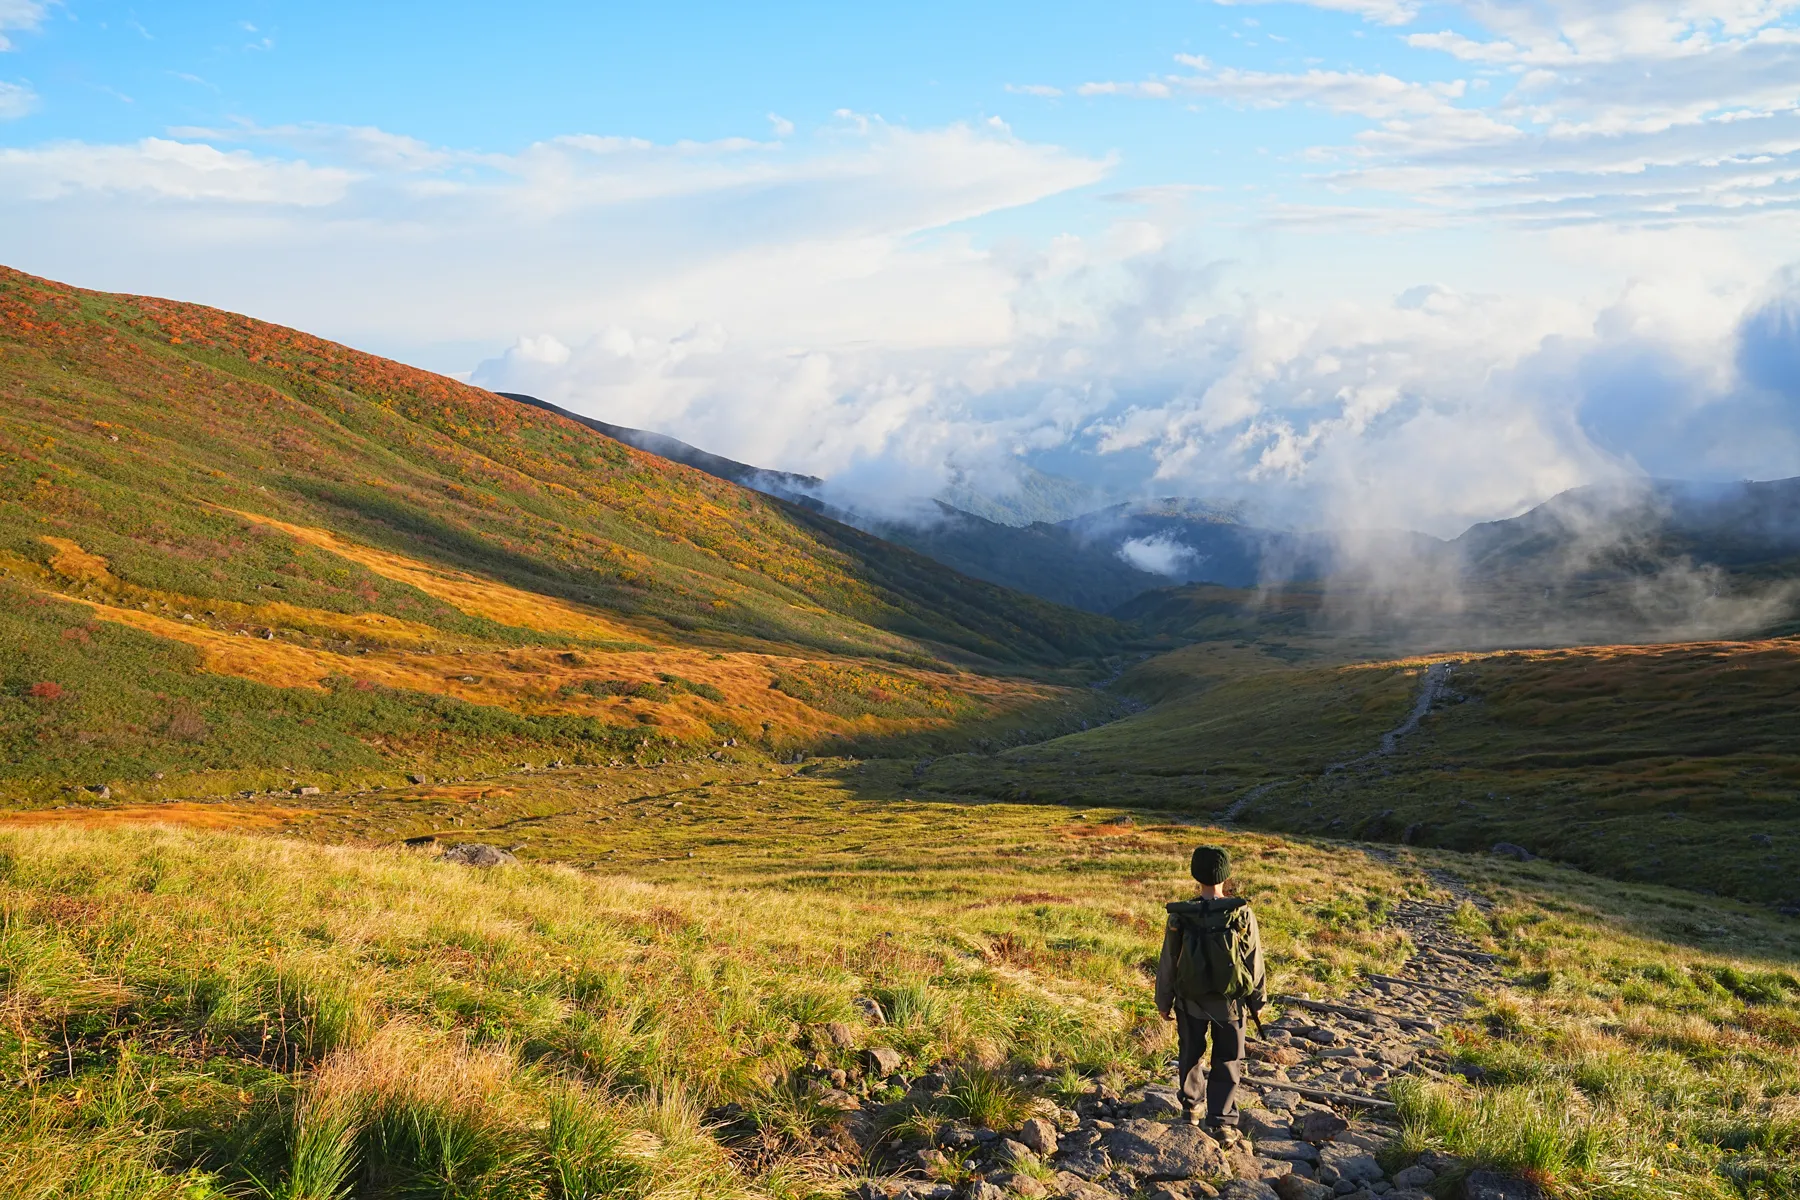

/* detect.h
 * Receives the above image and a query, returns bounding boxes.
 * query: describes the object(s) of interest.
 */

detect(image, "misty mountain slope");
[496,390,827,506]
[853,502,1169,613]
[1455,477,1800,577]
[0,265,1126,798]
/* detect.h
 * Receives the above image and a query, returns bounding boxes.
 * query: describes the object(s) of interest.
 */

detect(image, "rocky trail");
[844,869,1528,1200]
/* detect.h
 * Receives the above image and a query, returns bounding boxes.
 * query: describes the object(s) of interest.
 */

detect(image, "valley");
[2,266,1799,1200]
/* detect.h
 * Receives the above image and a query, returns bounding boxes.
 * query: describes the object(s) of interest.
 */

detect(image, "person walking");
[1155,844,1266,1141]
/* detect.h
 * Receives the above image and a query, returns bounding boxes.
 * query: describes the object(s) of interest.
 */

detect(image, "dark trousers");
[1174,1005,1244,1126]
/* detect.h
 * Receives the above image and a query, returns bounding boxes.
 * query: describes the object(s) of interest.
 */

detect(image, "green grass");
[921,636,1800,905]
[0,263,1128,799]
[1,761,1797,1197]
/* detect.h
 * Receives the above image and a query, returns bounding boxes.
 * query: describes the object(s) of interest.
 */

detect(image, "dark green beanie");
[1190,845,1231,885]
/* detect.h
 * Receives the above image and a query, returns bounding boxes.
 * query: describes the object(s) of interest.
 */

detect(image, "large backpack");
[1167,898,1257,1003]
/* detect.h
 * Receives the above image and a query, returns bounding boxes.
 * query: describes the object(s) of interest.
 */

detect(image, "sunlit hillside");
[0,267,1126,802]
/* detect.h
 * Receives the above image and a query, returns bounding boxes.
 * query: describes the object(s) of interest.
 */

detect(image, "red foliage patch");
[27,681,65,700]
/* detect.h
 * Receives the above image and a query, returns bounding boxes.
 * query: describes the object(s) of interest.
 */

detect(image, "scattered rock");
[1218,1182,1281,1200]
[1255,1141,1319,1164]
[1149,1184,1220,1200]
[406,773,430,785]
[1050,1173,1115,1200]
[865,1046,903,1077]
[1104,1118,1230,1181]
[1490,842,1535,862]
[1296,1112,1348,1144]
[1238,1109,1291,1142]
[1273,1176,1332,1200]
[86,785,111,799]
[911,1146,950,1173]
[966,1182,1006,1200]
[439,843,518,868]
[1135,1087,1186,1120]
[1316,1145,1383,1184]
[1251,1045,1304,1067]
[824,1021,858,1049]
[1253,1156,1295,1181]
[1054,1146,1113,1180]
[294,785,321,796]
[1302,1027,1342,1046]
[1019,1116,1060,1156]
[1262,1091,1301,1111]
[1392,1165,1435,1189]
[1462,1170,1547,1200]
[854,995,887,1025]
[993,1138,1037,1170]
[1751,833,1774,847]
[816,1088,859,1110]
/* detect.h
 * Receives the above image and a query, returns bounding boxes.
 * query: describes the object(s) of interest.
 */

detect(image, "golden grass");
[221,507,651,643]
[40,536,116,585]
[0,802,307,830]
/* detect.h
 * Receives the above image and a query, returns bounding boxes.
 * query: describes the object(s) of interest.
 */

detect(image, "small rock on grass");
[966,1181,1007,1200]
[439,843,517,867]
[866,1046,903,1076]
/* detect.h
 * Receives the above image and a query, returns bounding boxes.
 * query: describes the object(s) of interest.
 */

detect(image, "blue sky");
[4,1,1800,533]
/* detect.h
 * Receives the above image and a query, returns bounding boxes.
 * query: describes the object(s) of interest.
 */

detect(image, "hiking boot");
[1181,1105,1201,1127]
[1207,1122,1245,1148]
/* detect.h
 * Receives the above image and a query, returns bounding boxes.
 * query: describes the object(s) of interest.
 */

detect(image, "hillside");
[0,266,1126,801]
[3,763,1797,1199]
[919,632,1800,907]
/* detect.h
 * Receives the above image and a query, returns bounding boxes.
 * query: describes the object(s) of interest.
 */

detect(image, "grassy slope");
[922,627,1800,907]
[0,266,1125,798]
[1,765,1796,1199]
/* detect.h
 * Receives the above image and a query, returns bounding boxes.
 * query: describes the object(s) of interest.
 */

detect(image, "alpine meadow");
[2,256,1799,1200]
[8,1,1800,1193]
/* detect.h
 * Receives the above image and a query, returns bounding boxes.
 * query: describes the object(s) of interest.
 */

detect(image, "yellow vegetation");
[0,802,305,830]
[221,508,651,643]
[40,536,115,585]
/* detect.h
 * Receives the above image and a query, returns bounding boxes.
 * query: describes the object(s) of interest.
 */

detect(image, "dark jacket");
[1155,896,1267,1020]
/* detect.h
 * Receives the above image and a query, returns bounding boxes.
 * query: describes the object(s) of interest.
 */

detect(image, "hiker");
[1155,844,1266,1140]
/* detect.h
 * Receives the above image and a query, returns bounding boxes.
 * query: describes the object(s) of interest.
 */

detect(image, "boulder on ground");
[1272,1175,1331,1200]
[1490,842,1535,862]
[1147,1183,1219,1200]
[1019,1116,1060,1156]
[1135,1086,1186,1119]
[1392,1165,1435,1189]
[1054,1146,1112,1180]
[1463,1170,1547,1200]
[1218,1181,1281,1200]
[439,843,517,867]
[1104,1118,1230,1181]
[1296,1112,1348,1144]
[1317,1144,1383,1184]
